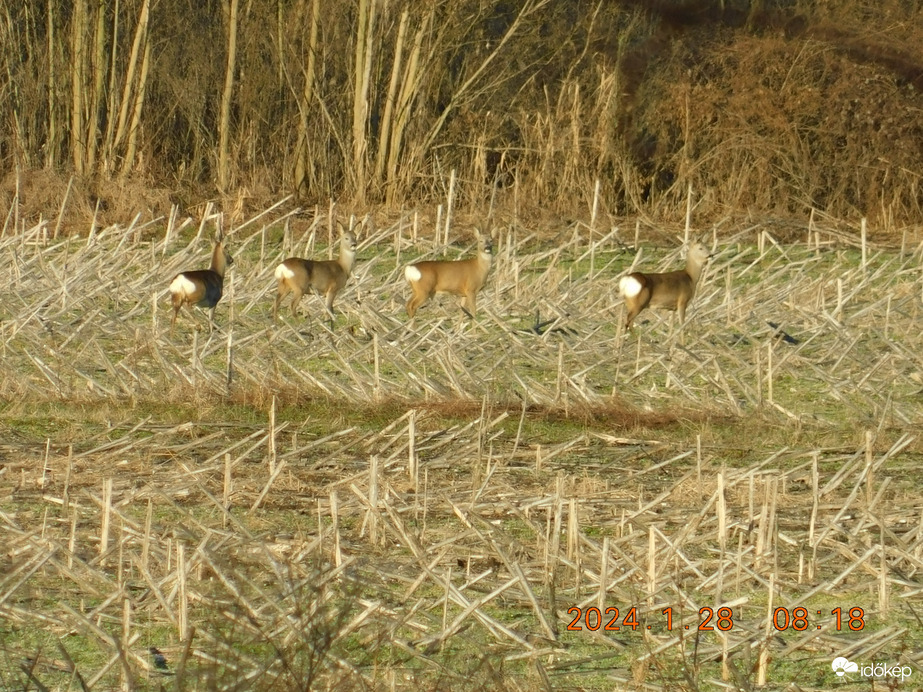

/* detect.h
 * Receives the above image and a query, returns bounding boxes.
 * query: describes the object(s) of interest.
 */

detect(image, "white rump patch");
[619,275,642,298]
[404,265,422,283]
[275,263,295,281]
[170,274,198,297]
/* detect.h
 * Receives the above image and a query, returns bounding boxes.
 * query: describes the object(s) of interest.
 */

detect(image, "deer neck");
[211,243,228,277]
[685,256,706,286]
[338,247,356,274]
[478,249,492,274]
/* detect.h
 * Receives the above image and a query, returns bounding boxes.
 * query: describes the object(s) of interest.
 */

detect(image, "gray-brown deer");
[404,233,493,319]
[619,240,712,332]
[169,234,233,334]
[273,230,358,323]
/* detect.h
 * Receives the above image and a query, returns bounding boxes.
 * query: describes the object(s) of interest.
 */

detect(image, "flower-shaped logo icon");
[831,657,858,676]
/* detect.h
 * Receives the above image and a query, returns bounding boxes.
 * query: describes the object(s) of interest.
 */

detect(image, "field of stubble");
[1,206,922,691]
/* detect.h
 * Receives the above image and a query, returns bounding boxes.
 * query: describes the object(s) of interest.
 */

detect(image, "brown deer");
[169,235,233,334]
[619,240,712,331]
[273,230,358,323]
[404,233,493,319]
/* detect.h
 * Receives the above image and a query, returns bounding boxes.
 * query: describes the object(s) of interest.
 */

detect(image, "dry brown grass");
[4,1,923,234]
[631,31,923,227]
[0,169,184,236]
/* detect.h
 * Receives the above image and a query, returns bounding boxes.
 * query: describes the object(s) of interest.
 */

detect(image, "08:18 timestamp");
[565,606,866,632]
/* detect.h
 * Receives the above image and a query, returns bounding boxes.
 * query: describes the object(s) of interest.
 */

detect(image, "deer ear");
[337,218,361,239]
[215,214,226,243]
[355,213,371,237]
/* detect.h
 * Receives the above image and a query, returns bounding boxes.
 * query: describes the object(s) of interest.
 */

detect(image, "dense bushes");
[1,0,921,232]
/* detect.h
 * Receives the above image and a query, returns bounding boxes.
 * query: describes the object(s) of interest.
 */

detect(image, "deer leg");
[676,301,688,344]
[324,290,336,328]
[325,290,336,319]
[289,288,304,319]
[273,281,289,321]
[625,288,650,330]
[625,301,643,330]
[169,293,186,335]
[624,307,637,330]
[406,290,426,319]
[463,292,477,319]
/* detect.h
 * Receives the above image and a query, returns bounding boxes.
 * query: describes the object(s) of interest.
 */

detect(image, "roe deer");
[404,233,493,319]
[273,230,358,323]
[169,235,233,334]
[619,240,712,331]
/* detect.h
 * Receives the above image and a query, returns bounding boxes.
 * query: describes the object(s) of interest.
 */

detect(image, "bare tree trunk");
[70,0,88,175]
[275,0,283,88]
[373,9,407,188]
[121,38,151,176]
[218,0,240,193]
[411,0,550,172]
[45,0,58,169]
[102,0,121,175]
[85,0,108,174]
[0,1,34,165]
[293,0,320,196]
[351,0,375,203]
[384,13,428,205]
[111,0,149,166]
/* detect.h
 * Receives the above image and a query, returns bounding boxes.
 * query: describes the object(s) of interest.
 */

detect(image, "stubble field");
[1,204,922,690]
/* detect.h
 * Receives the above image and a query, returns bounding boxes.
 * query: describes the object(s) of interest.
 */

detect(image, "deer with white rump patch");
[404,233,493,319]
[273,230,358,323]
[169,234,233,334]
[619,239,712,333]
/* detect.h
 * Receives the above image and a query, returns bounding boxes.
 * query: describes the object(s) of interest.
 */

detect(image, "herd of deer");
[169,227,713,336]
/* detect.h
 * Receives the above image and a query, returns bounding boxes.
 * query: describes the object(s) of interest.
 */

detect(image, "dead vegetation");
[634,31,923,224]
[3,1,923,230]
[0,199,922,689]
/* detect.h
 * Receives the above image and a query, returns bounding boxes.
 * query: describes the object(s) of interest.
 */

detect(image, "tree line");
[2,0,922,227]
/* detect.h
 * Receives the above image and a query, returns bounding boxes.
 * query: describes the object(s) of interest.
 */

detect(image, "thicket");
[1,0,922,231]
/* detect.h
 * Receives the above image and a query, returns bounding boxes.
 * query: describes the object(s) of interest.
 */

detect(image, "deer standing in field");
[169,234,233,335]
[404,233,493,319]
[619,239,712,335]
[273,230,358,324]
